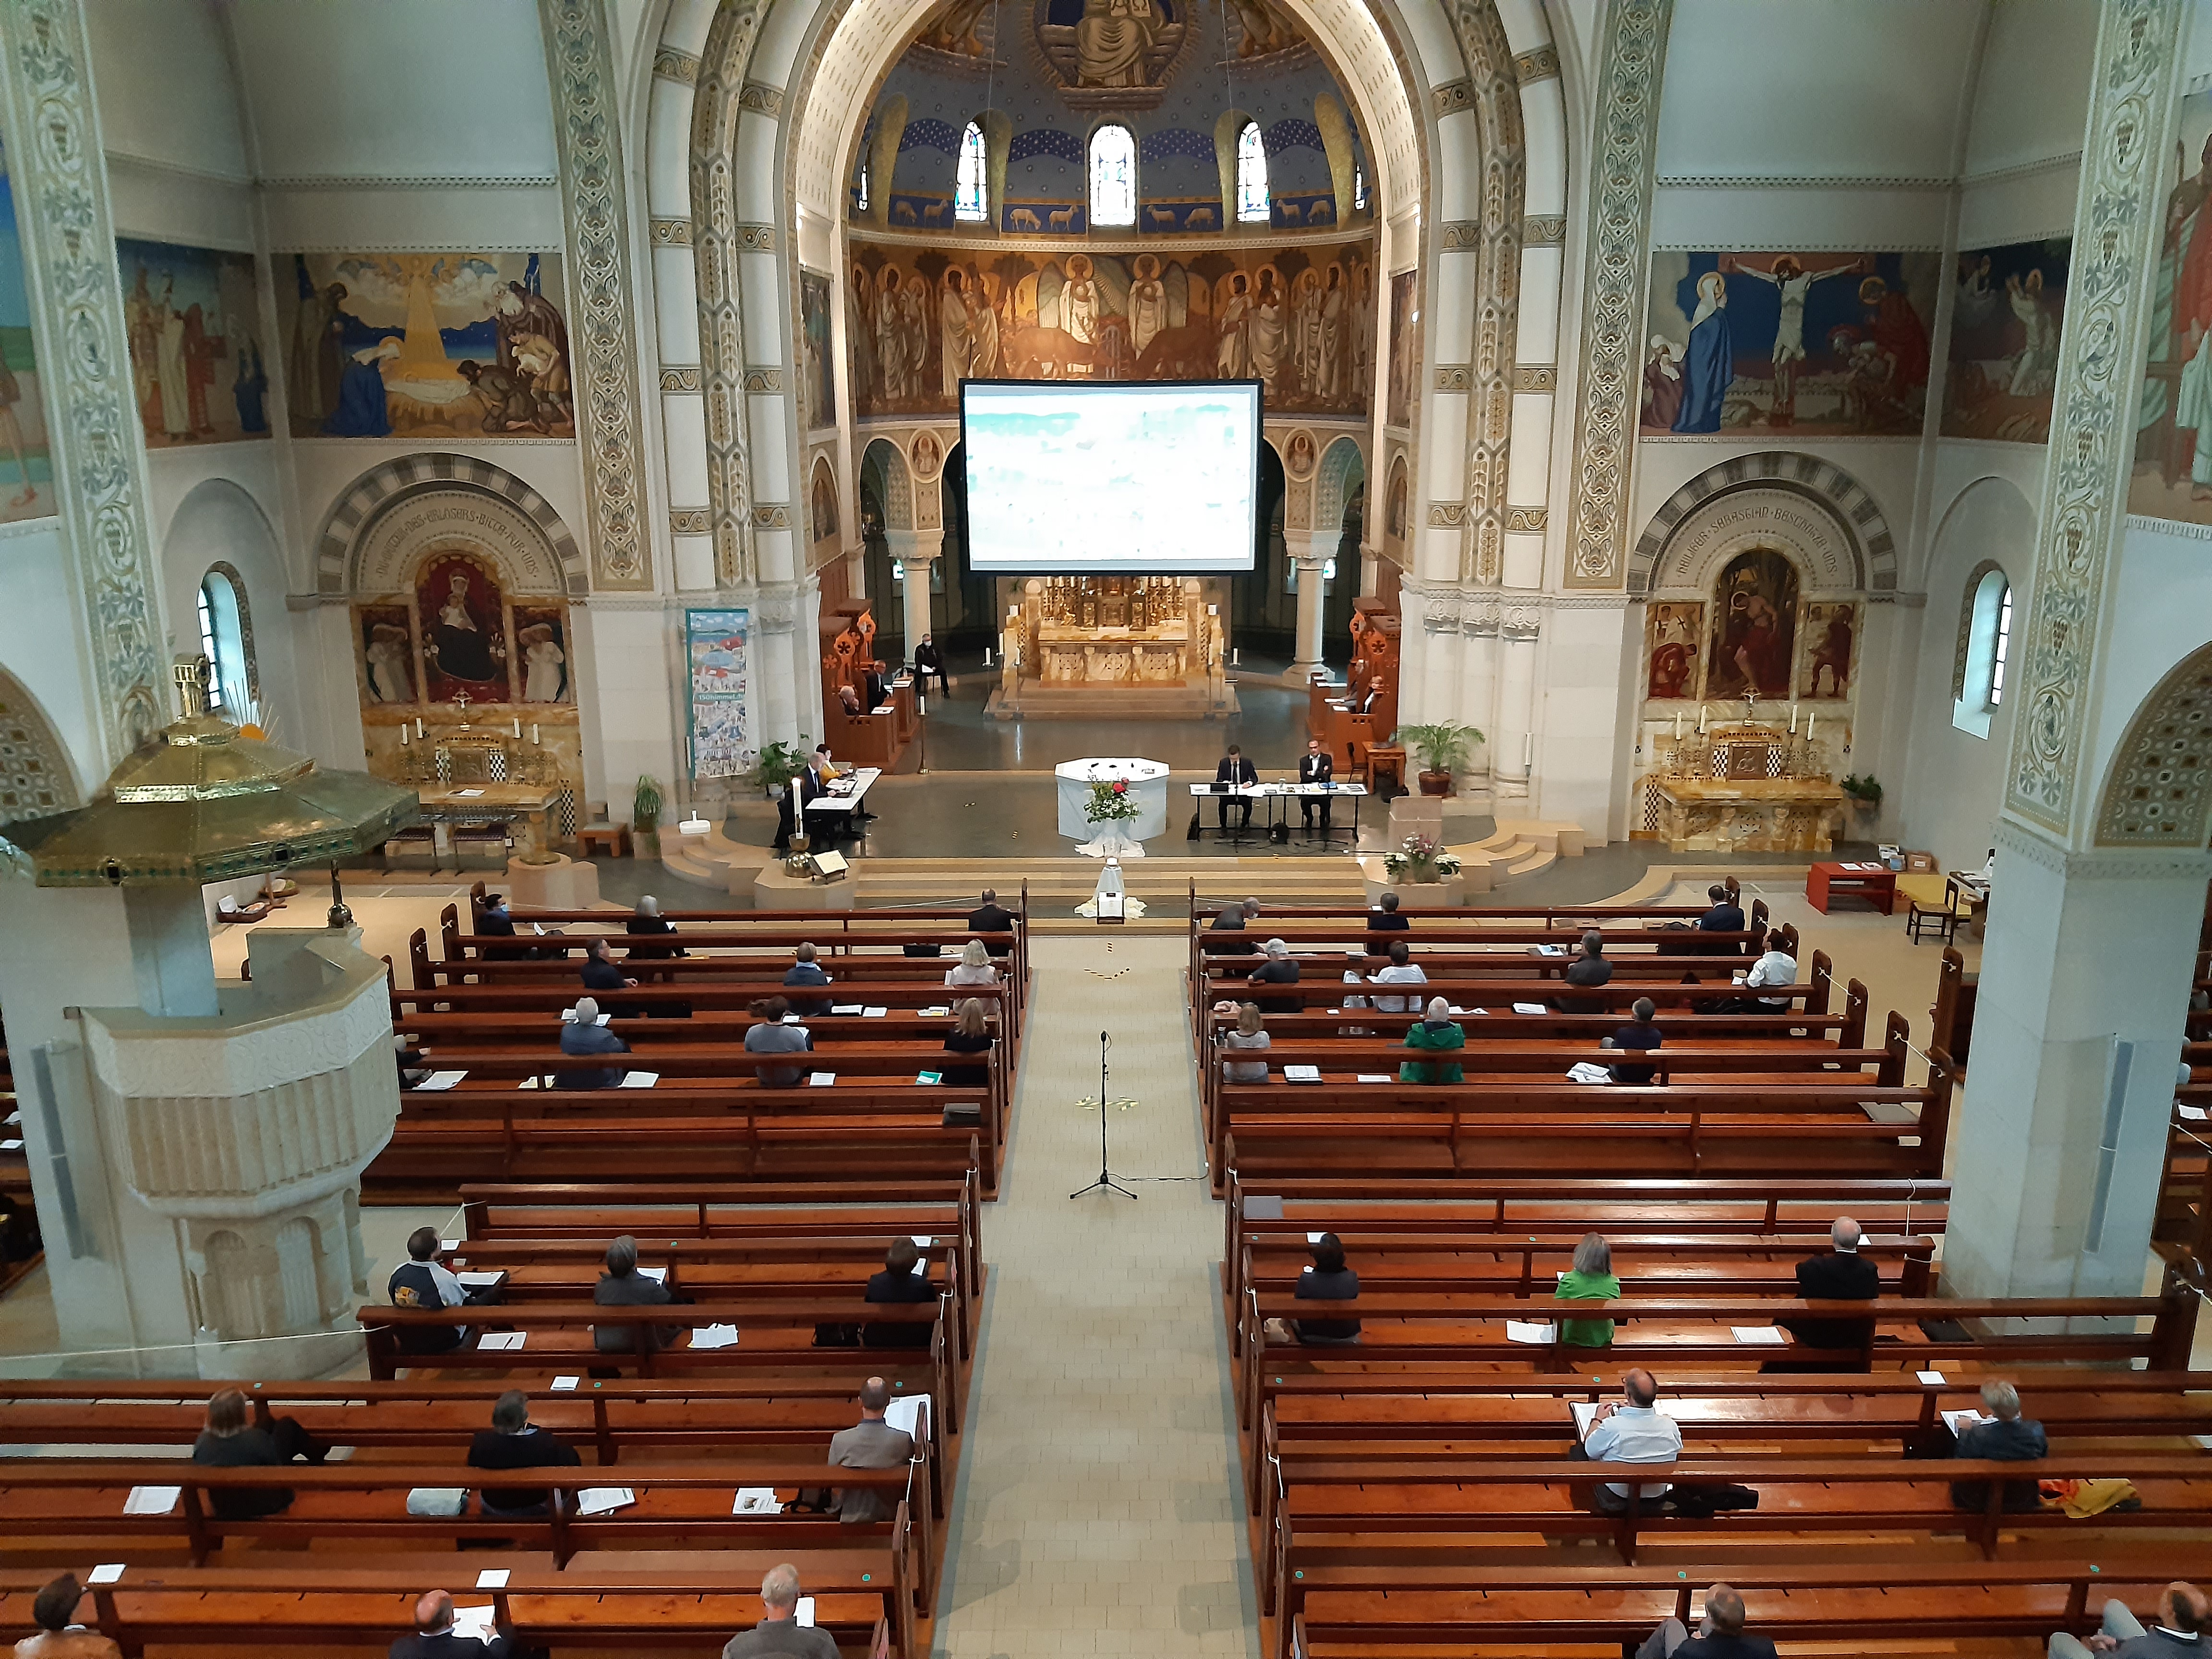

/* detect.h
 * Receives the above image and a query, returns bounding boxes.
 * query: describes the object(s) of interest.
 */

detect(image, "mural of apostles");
[117,239,269,447]
[799,268,836,431]
[2134,88,2212,525]
[280,251,573,440]
[1943,239,2069,444]
[1642,251,1939,437]
[1796,601,1856,701]
[847,237,1375,418]
[1704,549,1799,702]
[1643,601,1703,700]
[1384,269,1417,428]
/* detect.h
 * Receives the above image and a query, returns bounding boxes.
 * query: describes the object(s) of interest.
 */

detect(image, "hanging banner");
[685,607,751,779]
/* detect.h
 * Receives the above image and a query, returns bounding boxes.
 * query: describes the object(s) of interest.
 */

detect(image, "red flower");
[1112,780,1127,794]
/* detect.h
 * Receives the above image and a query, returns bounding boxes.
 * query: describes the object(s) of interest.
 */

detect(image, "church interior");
[0,0,2209,1653]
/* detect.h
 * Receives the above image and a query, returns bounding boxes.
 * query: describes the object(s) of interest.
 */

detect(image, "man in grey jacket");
[591,1235,682,1354]
[825,1376,915,1523]
[2050,1583,2206,1659]
[720,1564,838,1659]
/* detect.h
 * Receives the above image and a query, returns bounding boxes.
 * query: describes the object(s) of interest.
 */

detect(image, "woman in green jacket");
[1399,997,1465,1082]
[1554,1231,1621,1346]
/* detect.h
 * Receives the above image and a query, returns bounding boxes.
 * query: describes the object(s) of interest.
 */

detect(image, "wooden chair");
[1897,873,1962,943]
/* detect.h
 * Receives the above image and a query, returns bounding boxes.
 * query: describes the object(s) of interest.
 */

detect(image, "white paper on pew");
[1513,1002,1547,1015]
[475,1569,511,1590]
[0,1139,21,1152]
[920,1006,952,1016]
[551,1375,581,1392]
[560,1007,612,1027]
[123,1486,180,1515]
[1534,944,1565,957]
[637,1266,668,1283]
[1307,1232,1326,1244]
[456,1271,507,1290]
[517,1077,542,1089]
[1357,1074,1392,1083]
[690,1323,741,1349]
[1943,1409,1993,1437]
[87,1564,124,1586]
[733,1487,782,1515]
[2194,1433,2212,1451]
[2181,1103,2208,1121]
[452,1606,497,1643]
[419,1070,468,1091]
[883,1394,928,1440]
[441,1239,461,1254]
[1566,1063,1613,1085]
[1729,1326,1785,1346]
[796,1598,817,1628]
[864,1007,889,1018]
[831,1004,865,1016]
[1505,1320,1557,1344]
[1916,1370,1947,1386]
[4,1110,18,1125]
[619,1072,660,1089]
[1570,1400,1599,1439]
[575,1487,635,1516]
[478,1331,527,1351]
[809,1072,837,1086]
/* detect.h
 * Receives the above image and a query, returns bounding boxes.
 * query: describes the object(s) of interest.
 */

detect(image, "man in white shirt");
[1575,1367,1682,1513]
[1721,929,1797,1013]
[1367,939,1428,1014]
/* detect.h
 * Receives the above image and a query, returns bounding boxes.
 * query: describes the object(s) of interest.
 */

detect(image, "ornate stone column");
[1290,541,1332,678]
[884,529,942,665]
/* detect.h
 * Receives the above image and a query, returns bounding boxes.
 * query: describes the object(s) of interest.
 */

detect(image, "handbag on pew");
[1666,1482,1758,1518]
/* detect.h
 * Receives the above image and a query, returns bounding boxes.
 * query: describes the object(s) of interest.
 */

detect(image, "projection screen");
[959,379,1261,575]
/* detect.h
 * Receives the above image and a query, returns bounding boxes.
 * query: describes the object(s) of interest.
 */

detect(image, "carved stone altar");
[989,575,1234,720]
[1647,723,1846,853]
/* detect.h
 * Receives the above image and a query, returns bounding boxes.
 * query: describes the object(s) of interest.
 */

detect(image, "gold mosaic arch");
[2095,644,2212,849]
[0,668,82,822]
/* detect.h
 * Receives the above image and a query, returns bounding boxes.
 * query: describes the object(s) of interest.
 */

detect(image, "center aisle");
[932,934,1260,1657]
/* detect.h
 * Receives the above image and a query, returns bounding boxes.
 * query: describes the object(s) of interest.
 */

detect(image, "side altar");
[988,575,1235,721]
[1647,720,1847,854]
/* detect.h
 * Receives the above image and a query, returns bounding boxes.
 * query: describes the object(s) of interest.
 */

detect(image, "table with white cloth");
[1055,757,1170,850]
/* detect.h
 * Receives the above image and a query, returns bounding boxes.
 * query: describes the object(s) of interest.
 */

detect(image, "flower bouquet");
[1076,774,1146,859]
[1382,831,1461,884]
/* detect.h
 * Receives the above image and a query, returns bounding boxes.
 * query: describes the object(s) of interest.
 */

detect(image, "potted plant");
[1382,832,1462,885]
[750,741,808,800]
[633,773,664,841]
[1396,721,1484,796]
[1840,773,1883,812]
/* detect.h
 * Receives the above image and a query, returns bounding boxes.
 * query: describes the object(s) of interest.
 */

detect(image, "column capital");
[1996,817,2212,884]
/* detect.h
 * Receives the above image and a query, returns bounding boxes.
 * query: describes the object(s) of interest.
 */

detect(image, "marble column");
[1290,540,1332,678]
[885,528,942,665]
[1492,631,1538,800]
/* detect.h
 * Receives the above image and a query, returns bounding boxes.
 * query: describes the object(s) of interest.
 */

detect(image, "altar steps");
[848,855,1366,909]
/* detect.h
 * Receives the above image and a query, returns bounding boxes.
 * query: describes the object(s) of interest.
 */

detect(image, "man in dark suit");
[1552,930,1613,1013]
[468,1389,581,1516]
[862,1236,938,1349]
[863,664,887,710]
[1366,890,1410,938]
[580,937,637,994]
[1778,1215,1881,1359]
[968,889,1015,957]
[477,894,516,936]
[1214,744,1259,832]
[914,632,950,697]
[1297,737,1335,834]
[1634,1584,1777,1659]
[1697,882,1746,934]
[390,1590,510,1659]
[721,1565,839,1659]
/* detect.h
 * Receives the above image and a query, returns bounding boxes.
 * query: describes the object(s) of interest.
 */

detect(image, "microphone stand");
[1070,1029,1138,1201]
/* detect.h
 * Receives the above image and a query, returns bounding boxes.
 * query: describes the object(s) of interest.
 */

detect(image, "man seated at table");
[783,942,833,1014]
[555,997,630,1090]
[969,888,1016,955]
[580,936,638,993]
[469,1389,581,1516]
[1298,737,1334,833]
[1214,745,1258,831]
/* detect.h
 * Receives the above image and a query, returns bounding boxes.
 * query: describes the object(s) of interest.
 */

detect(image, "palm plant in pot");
[633,774,664,841]
[1395,721,1483,797]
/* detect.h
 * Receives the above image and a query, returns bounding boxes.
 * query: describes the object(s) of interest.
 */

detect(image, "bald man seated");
[1776,1215,1881,1361]
[388,1590,510,1659]
[2050,1582,2208,1659]
[1635,1584,1777,1659]
[721,1563,839,1659]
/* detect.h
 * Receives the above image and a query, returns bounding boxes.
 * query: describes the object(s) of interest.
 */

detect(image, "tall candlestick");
[1673,711,1681,740]
[1522,732,1533,770]
[1698,705,1707,734]
[1807,712,1816,741]
[1231,648,1241,667]
[530,723,540,745]
[415,717,424,738]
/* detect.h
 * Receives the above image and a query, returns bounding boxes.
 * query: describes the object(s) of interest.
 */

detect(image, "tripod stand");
[1070,1030,1138,1201]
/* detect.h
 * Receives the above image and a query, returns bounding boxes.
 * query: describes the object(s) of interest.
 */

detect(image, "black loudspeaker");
[941,1103,983,1129]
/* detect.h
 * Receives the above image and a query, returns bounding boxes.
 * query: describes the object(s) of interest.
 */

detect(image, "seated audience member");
[745,996,813,1088]
[721,1563,839,1659]
[1719,929,1797,1013]
[941,998,994,1087]
[863,1238,938,1350]
[836,683,862,715]
[1574,1367,1681,1514]
[1366,890,1410,935]
[192,1387,326,1519]
[1338,948,1374,1035]
[1697,882,1746,934]
[1284,1231,1361,1345]
[2050,1582,2208,1659]
[1949,1377,2047,1513]
[1552,929,1613,1013]
[968,888,1016,955]
[468,1389,581,1516]
[1778,1215,1880,1358]
[477,893,517,937]
[1635,1584,1776,1659]
[592,1234,682,1354]
[820,1377,918,1522]
[389,1226,499,1353]
[16,1575,122,1659]
[1602,997,1663,1084]
[1555,1231,1622,1347]
[914,632,951,698]
[1208,899,1255,955]
[625,896,686,984]
[1368,939,1427,1013]
[555,997,630,1090]
[392,1589,511,1659]
[1220,1001,1272,1082]
[783,941,833,1013]
[945,938,1001,987]
[580,935,638,993]
[1247,939,1302,1013]
[1400,997,1465,1082]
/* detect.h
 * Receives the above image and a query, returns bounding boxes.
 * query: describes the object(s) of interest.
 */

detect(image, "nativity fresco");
[848,235,1375,418]
[117,239,269,448]
[280,252,573,440]
[1642,251,1939,437]
[1942,239,2068,445]
[2133,87,2212,524]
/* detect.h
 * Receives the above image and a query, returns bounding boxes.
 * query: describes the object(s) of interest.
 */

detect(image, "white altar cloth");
[1055,757,1169,856]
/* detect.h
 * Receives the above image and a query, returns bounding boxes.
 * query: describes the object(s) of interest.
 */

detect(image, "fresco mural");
[1644,601,1703,700]
[849,235,1375,417]
[281,252,572,439]
[117,239,268,448]
[1642,251,1939,437]
[799,268,836,431]
[2134,87,2212,523]
[1943,238,2068,445]
[0,140,50,522]
[352,565,574,715]
[1796,600,1857,701]
[416,553,510,705]
[1703,549,1800,702]
[1384,268,1416,428]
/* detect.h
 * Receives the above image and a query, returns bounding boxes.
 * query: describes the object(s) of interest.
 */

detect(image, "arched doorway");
[1231,441,1292,660]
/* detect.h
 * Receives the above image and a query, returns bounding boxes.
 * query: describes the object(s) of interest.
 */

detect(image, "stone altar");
[1647,723,1846,853]
[988,575,1234,720]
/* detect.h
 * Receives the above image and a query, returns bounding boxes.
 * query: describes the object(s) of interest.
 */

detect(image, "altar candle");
[1232,648,1241,667]
[1673,711,1681,740]
[1807,712,1816,741]
[399,726,409,747]
[513,718,522,738]
[1522,732,1533,769]
[1698,705,1707,734]
[416,717,425,737]
[1790,704,1798,733]
[530,724,540,745]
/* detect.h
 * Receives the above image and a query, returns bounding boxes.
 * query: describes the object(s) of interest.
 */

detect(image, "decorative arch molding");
[0,666,82,821]
[1315,434,1368,534]
[1631,452,1897,597]
[314,457,585,599]
[2095,643,2212,848]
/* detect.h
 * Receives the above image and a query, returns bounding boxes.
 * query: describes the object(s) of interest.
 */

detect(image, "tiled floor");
[932,933,1259,1658]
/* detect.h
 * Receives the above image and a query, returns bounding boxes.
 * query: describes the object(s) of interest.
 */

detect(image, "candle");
[1807,712,1816,741]
[415,717,424,737]
[1522,732,1533,769]
[513,717,522,738]
[1698,705,1707,734]
[1673,711,1681,740]
[1232,648,1241,666]
[399,726,409,747]
[1789,705,1798,733]
[530,723,540,745]
[984,646,994,666]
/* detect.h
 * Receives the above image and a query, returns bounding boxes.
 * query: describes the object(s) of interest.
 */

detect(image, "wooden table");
[1806,860,1897,914]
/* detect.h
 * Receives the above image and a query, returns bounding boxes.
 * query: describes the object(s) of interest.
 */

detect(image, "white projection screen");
[959,379,1261,575]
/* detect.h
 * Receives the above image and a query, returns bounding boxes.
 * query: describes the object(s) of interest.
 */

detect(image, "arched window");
[955,121,988,222]
[1951,565,2013,739]
[1353,160,1368,213]
[1236,121,1269,223]
[1089,124,1136,227]
[197,568,252,715]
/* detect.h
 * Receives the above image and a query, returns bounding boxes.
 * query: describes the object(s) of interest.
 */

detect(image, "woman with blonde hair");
[942,998,994,1087]
[945,937,1000,987]
[1221,1001,1271,1083]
